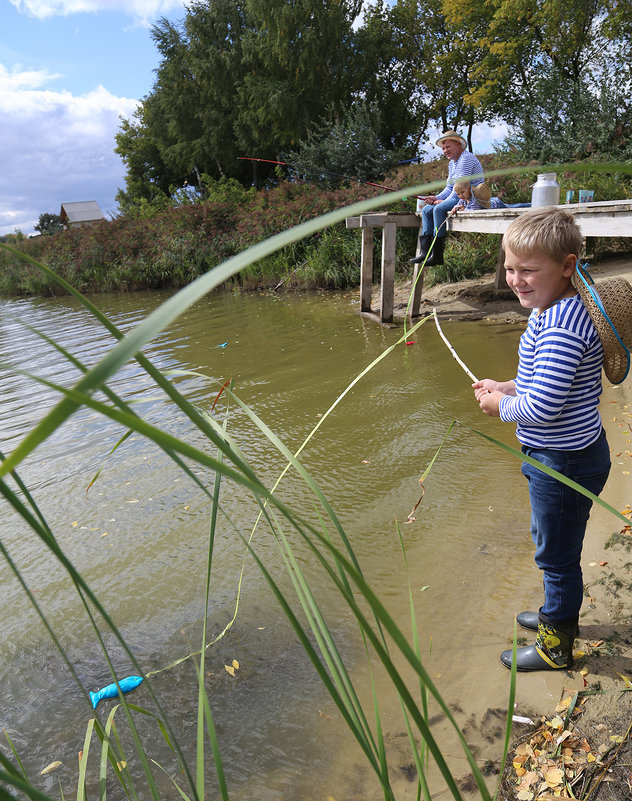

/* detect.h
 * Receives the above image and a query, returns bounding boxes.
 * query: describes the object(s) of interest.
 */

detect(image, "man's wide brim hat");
[435,131,467,149]
[572,263,632,384]
[472,183,491,208]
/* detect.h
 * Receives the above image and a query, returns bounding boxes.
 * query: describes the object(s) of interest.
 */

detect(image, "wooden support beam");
[380,221,396,324]
[409,225,424,317]
[494,242,507,290]
[360,224,374,312]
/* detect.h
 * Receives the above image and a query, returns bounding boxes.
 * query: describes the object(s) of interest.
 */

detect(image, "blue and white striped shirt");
[499,295,604,450]
[436,151,484,202]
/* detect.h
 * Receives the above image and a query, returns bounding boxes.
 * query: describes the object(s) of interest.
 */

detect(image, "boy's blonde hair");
[453,180,471,194]
[503,207,582,262]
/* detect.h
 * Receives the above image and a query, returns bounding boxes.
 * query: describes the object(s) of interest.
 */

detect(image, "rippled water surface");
[0,288,548,799]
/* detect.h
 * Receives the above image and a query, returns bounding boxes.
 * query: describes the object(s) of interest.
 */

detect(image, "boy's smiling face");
[504,247,577,313]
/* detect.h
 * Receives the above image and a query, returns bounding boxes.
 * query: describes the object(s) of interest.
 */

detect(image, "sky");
[1,0,508,237]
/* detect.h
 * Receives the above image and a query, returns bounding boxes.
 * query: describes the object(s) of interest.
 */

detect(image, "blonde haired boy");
[472,207,610,671]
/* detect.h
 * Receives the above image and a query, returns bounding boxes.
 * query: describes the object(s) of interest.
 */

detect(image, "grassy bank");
[2,157,632,297]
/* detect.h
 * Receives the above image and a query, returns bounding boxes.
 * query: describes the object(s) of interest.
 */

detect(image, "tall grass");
[0,167,630,801]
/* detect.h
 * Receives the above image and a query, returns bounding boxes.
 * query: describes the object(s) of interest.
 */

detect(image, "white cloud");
[0,63,138,236]
[9,0,187,22]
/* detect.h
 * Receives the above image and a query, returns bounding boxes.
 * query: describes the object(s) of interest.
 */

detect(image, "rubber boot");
[409,235,432,264]
[424,236,446,266]
[516,611,539,631]
[517,610,579,636]
[500,613,577,672]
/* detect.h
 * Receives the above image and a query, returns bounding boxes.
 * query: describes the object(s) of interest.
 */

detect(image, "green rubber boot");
[500,614,577,672]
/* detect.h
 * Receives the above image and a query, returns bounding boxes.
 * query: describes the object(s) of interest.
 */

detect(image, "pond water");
[0,287,622,800]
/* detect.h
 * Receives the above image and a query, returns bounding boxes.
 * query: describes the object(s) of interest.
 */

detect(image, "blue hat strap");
[575,260,630,379]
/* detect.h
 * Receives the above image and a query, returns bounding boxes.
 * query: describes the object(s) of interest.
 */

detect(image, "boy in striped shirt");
[472,207,611,671]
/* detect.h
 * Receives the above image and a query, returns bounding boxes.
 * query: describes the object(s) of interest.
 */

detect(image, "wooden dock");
[346,200,632,323]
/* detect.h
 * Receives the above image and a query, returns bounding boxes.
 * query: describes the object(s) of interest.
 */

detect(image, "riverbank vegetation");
[2,157,632,298]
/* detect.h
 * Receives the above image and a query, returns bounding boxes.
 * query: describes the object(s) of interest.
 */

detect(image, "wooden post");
[410,223,424,316]
[494,241,507,289]
[360,223,374,312]
[380,221,396,323]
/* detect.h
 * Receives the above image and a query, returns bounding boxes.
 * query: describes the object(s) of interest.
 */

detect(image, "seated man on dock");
[410,131,484,267]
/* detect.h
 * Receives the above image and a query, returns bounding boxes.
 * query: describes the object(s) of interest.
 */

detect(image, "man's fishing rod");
[237,156,427,199]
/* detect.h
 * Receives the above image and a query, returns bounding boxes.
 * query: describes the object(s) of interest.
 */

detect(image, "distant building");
[59,201,106,228]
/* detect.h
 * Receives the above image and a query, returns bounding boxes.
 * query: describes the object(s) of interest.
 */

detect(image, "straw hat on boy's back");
[472,183,491,209]
[572,262,632,384]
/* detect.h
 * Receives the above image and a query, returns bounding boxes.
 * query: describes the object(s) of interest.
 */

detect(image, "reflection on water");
[0,287,545,798]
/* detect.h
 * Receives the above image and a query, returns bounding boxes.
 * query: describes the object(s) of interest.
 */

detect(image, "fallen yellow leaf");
[615,671,632,688]
[225,665,235,676]
[544,767,564,786]
[232,659,240,670]
[41,761,62,775]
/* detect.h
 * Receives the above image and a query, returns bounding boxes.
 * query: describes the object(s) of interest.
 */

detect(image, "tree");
[284,102,404,186]
[34,213,63,236]
[382,0,496,150]
[353,1,430,152]
[236,0,362,156]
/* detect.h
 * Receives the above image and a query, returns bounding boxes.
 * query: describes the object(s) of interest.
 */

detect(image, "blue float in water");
[89,675,144,709]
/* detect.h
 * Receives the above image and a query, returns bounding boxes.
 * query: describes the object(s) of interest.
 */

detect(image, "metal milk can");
[531,173,561,207]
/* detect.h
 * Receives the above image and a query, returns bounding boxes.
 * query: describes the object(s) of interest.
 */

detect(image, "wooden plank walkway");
[346,201,632,323]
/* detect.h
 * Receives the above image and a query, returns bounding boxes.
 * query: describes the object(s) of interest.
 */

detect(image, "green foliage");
[499,65,632,164]
[34,212,64,236]
[3,159,632,298]
[284,103,405,187]
[429,232,498,284]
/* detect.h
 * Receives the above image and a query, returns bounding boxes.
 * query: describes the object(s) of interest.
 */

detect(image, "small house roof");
[60,201,105,224]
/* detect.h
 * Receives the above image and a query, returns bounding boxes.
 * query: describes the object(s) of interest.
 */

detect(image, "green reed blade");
[150,759,193,801]
[0,769,57,801]
[196,668,229,801]
[15,319,213,503]
[0,733,27,783]
[77,718,97,801]
[465,423,630,526]
[242,535,393,793]
[94,710,133,801]
[266,512,381,761]
[270,509,494,801]
[196,409,230,801]
[495,626,518,801]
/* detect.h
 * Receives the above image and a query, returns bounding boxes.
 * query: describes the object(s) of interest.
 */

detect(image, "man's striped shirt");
[436,150,484,201]
[499,295,604,450]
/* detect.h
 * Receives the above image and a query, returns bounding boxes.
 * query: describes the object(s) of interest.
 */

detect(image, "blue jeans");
[521,429,610,622]
[492,200,531,208]
[421,196,459,238]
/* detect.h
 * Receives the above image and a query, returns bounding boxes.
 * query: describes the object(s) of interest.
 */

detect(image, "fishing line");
[238,156,425,199]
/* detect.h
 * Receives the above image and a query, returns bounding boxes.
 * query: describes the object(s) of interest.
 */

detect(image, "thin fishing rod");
[238,156,425,199]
